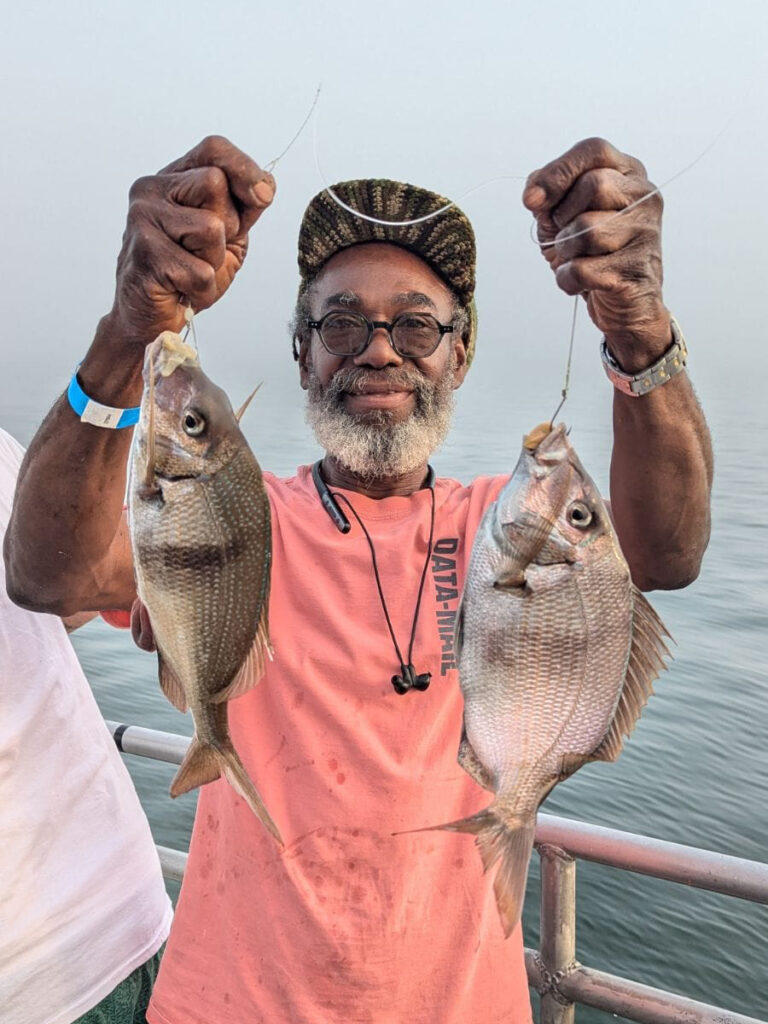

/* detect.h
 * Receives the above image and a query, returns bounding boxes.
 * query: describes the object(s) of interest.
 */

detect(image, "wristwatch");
[600,317,687,397]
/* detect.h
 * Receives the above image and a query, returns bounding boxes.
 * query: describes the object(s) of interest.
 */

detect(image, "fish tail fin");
[170,737,222,797]
[170,738,283,847]
[217,742,284,847]
[445,806,536,938]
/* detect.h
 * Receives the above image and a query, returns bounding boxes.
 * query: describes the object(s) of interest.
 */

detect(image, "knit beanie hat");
[297,179,478,365]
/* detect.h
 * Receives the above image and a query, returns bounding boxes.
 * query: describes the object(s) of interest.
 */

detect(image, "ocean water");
[5,340,767,1022]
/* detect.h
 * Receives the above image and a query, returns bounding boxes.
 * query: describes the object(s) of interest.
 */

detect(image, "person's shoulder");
[262,466,320,519]
[435,472,510,507]
[0,427,25,472]
[433,474,510,543]
[263,466,313,499]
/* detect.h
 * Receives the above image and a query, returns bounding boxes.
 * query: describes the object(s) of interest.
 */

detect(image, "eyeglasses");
[306,311,455,359]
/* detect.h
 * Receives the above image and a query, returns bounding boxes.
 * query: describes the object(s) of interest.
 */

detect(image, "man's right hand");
[4,137,275,619]
[111,136,276,344]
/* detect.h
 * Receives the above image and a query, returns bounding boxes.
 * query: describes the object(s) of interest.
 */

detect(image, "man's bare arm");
[523,137,712,590]
[4,137,275,617]
[609,370,712,590]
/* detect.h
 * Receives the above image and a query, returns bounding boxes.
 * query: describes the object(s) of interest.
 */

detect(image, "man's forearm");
[4,314,142,615]
[609,371,713,591]
[6,138,275,617]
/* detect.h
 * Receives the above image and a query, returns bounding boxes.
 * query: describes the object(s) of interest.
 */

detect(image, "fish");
[430,421,671,936]
[128,331,281,843]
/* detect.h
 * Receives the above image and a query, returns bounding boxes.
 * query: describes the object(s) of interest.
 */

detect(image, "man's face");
[299,243,469,481]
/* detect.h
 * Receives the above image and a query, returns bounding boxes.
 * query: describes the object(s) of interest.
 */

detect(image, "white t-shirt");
[0,428,172,1024]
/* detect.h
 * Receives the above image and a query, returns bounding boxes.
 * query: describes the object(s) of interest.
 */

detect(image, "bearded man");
[5,136,712,1024]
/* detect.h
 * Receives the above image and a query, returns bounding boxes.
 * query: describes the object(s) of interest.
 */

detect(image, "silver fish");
[434,422,671,935]
[128,331,280,843]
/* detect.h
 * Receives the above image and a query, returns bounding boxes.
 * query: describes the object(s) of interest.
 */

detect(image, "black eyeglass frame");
[305,311,455,359]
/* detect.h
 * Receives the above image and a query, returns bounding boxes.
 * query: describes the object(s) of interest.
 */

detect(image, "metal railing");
[105,720,768,1024]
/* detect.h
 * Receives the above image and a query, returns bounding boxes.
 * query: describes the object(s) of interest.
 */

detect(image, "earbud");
[391,664,431,695]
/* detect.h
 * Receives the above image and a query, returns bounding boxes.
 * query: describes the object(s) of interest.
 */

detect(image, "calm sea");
[4,342,767,1022]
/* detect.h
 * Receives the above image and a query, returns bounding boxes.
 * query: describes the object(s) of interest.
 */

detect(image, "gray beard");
[305,364,455,483]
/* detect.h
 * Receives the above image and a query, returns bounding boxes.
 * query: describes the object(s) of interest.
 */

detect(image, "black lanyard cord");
[332,485,436,694]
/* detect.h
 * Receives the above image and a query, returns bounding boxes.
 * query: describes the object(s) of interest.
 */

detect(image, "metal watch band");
[67,366,141,428]
[600,317,688,397]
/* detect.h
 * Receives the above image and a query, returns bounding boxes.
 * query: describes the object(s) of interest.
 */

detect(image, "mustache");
[322,367,430,401]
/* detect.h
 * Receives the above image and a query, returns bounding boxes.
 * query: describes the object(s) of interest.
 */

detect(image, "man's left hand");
[523,137,671,373]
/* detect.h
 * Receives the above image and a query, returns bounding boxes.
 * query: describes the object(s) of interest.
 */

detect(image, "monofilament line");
[549,296,578,426]
[265,85,322,174]
[312,87,729,240]
[182,303,199,353]
[532,120,732,249]
[312,106,527,226]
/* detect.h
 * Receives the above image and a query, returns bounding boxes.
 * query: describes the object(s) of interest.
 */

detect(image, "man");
[5,136,712,1023]
[0,426,172,1024]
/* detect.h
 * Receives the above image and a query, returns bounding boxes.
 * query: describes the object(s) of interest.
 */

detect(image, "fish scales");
[129,331,280,842]
[135,447,270,695]
[425,422,670,936]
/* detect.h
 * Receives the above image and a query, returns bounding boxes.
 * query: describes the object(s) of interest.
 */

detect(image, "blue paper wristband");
[67,366,141,429]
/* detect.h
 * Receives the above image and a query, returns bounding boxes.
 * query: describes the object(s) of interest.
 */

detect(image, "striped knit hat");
[297,179,478,365]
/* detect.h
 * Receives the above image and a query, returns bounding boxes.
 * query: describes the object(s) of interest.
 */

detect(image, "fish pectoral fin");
[158,653,189,713]
[210,604,274,704]
[458,725,495,793]
[591,586,672,763]
[439,804,536,938]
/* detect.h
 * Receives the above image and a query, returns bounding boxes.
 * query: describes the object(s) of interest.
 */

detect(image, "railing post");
[537,843,578,1024]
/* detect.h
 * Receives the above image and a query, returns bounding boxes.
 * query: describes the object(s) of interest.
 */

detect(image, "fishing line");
[311,94,729,430]
[549,296,579,425]
[181,303,199,353]
[530,120,732,249]
[265,85,323,173]
[312,108,527,226]
[176,91,323,333]
[312,89,730,243]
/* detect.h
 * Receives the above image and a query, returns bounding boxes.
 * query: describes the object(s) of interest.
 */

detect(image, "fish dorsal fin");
[591,587,673,763]
[210,603,274,704]
[235,382,262,424]
[158,652,188,713]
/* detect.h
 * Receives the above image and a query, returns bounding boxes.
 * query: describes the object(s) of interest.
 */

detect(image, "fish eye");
[566,500,593,529]
[182,409,206,437]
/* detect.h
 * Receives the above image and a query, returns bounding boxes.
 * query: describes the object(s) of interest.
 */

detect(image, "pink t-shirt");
[139,466,532,1024]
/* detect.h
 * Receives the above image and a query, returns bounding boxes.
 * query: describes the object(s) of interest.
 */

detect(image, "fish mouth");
[522,422,569,463]
[533,424,569,464]
[142,438,202,483]
[154,469,200,482]
[143,331,199,382]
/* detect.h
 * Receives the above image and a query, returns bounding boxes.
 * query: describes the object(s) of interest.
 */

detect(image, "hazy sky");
[1,0,766,457]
